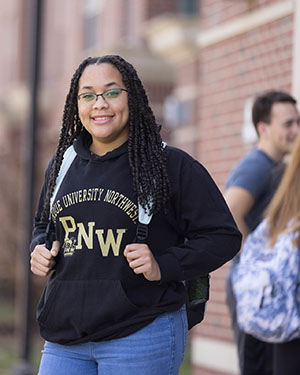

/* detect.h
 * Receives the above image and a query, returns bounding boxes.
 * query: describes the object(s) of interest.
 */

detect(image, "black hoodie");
[31,129,241,345]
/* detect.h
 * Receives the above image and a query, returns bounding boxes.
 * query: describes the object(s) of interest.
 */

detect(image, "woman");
[30,55,241,375]
[264,132,300,375]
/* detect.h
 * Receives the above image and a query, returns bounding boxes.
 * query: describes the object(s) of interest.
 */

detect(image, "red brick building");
[1,1,300,374]
[146,1,299,374]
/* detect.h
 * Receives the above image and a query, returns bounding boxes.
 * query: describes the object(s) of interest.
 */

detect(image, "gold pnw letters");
[96,229,127,256]
[59,216,127,257]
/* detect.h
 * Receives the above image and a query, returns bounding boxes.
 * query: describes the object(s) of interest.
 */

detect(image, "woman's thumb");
[50,240,60,257]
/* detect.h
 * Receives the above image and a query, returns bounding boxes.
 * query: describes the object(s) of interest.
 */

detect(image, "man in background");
[225,90,300,375]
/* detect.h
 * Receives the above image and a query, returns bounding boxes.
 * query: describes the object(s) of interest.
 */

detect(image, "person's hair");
[40,55,170,221]
[266,132,300,247]
[252,90,297,134]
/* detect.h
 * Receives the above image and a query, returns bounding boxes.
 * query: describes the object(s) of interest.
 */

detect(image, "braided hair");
[41,55,170,221]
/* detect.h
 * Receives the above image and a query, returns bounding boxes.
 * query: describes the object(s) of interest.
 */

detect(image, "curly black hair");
[41,55,170,221]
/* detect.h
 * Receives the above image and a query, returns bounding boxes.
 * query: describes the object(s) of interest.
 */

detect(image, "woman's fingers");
[124,244,161,281]
[30,243,59,277]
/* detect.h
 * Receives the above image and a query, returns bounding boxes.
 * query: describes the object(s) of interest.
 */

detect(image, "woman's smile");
[91,114,115,124]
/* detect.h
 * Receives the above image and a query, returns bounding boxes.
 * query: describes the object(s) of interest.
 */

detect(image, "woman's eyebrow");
[80,82,120,91]
[104,81,120,87]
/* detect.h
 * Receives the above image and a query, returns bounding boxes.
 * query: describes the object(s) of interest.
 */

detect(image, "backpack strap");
[45,145,76,249]
[136,202,152,243]
[49,145,76,217]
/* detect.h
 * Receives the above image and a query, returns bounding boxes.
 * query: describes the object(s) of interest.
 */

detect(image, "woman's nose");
[93,95,108,109]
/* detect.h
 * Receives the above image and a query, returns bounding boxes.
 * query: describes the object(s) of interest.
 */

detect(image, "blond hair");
[266,133,300,247]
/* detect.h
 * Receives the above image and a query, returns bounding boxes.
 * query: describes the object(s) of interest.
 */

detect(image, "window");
[83,0,104,49]
[121,0,131,43]
[83,16,97,49]
[147,0,199,19]
[163,95,193,128]
[178,0,198,16]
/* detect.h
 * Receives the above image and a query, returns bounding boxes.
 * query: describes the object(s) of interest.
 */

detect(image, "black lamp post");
[13,0,43,374]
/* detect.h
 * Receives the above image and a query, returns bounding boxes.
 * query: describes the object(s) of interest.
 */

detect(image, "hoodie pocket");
[37,279,139,341]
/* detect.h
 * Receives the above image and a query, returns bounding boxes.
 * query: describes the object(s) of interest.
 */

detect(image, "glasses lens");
[80,93,96,102]
[103,89,122,100]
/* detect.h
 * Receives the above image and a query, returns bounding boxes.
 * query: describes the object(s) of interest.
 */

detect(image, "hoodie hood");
[73,128,129,162]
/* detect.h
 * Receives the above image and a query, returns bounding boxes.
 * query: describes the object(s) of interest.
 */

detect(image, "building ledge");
[144,15,201,64]
[197,0,293,48]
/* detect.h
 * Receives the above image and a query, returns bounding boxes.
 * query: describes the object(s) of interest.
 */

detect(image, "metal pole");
[13,0,43,374]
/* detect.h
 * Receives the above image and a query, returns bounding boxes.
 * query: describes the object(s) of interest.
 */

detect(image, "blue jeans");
[38,306,188,375]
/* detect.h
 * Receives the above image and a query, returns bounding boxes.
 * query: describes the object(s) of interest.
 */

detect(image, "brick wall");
[200,0,279,29]
[198,14,293,188]
[190,1,294,373]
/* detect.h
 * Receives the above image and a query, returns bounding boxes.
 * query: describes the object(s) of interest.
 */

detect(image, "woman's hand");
[124,243,161,281]
[30,241,60,277]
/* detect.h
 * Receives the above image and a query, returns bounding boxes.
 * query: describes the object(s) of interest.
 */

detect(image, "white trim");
[191,336,239,374]
[292,0,300,104]
[197,1,293,48]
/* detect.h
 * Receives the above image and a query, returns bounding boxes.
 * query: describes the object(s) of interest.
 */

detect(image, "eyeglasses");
[77,88,128,104]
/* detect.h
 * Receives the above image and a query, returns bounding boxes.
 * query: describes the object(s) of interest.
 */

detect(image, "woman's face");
[77,63,129,155]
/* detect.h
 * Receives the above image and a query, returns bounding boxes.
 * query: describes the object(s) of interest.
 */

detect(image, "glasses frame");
[77,88,128,104]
